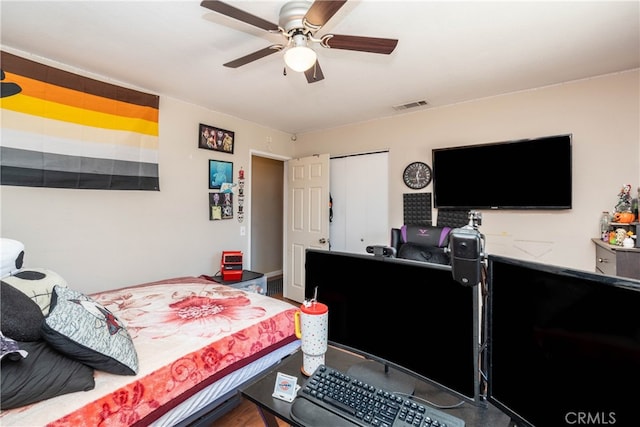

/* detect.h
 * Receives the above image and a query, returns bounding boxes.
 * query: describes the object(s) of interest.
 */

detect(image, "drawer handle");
[597,257,609,263]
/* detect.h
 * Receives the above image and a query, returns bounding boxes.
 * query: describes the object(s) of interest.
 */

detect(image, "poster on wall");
[209,160,233,190]
[209,193,233,220]
[199,123,234,154]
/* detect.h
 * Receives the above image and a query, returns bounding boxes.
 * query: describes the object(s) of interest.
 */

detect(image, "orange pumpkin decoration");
[613,211,635,223]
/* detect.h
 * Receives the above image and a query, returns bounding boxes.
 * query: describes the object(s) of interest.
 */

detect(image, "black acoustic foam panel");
[437,209,470,229]
[403,193,432,226]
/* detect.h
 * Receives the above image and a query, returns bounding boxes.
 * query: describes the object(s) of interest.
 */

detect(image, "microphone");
[447,211,485,287]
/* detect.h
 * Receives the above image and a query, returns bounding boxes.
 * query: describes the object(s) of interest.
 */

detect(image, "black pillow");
[0,340,95,410]
[397,242,451,265]
[1,281,44,341]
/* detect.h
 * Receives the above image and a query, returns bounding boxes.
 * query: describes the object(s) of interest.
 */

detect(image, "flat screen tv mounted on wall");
[432,134,572,210]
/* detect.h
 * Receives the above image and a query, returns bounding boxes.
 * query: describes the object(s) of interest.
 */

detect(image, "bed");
[0,275,300,426]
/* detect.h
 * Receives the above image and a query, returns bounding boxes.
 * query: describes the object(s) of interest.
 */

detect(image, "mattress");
[0,276,299,426]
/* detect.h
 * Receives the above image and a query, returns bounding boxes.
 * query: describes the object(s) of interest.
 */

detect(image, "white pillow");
[2,268,68,315]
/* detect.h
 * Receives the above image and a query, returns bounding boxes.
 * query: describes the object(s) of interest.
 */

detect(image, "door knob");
[319,238,328,244]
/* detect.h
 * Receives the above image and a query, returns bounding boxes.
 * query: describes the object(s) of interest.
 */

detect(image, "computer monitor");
[304,249,481,404]
[486,255,640,426]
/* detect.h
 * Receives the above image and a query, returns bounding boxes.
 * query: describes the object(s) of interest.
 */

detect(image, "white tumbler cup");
[294,301,328,376]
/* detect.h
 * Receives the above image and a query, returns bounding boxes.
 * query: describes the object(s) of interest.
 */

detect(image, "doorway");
[250,154,284,280]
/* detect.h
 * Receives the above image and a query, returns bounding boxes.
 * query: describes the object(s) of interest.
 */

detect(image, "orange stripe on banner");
[1,94,158,136]
[3,72,158,123]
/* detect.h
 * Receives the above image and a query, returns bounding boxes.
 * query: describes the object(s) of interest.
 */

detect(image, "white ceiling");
[2,1,639,135]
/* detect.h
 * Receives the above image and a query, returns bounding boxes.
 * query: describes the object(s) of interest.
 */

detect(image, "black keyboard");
[291,364,465,427]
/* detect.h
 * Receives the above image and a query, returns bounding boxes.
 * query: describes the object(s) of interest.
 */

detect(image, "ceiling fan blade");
[322,34,398,54]
[304,60,325,83]
[223,45,284,68]
[304,0,347,28]
[201,1,279,32]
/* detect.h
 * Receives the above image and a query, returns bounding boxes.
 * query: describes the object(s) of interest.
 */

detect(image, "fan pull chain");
[283,67,287,76]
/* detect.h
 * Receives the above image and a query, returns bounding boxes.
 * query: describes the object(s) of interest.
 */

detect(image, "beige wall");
[1,54,637,293]
[1,95,295,294]
[293,70,640,272]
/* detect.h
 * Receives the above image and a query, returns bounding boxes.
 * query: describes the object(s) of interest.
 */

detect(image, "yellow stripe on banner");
[0,94,158,136]
[3,71,159,122]
[2,109,159,151]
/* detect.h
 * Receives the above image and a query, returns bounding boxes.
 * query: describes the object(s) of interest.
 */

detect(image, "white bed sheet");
[152,340,301,426]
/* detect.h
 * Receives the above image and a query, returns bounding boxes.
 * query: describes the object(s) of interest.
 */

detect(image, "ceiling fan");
[200,0,398,83]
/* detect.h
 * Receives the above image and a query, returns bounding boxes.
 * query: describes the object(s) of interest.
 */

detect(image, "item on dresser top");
[599,211,610,241]
[614,184,633,214]
[613,211,635,223]
[623,236,635,248]
[614,228,628,246]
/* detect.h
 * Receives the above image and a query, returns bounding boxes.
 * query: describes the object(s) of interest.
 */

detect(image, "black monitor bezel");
[485,254,640,427]
[304,249,482,405]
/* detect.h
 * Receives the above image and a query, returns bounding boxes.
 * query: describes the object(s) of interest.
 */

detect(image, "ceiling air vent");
[393,100,429,111]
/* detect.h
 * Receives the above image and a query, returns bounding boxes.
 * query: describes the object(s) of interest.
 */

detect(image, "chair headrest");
[401,225,452,248]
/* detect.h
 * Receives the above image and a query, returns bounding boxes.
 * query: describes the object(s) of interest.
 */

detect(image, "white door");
[284,154,330,303]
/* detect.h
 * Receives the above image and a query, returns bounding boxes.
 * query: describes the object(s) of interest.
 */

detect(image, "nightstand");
[207,270,267,294]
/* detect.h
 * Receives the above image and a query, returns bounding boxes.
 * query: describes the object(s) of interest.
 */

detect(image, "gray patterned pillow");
[41,286,138,375]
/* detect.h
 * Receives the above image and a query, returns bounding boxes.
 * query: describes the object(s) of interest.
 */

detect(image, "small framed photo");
[209,160,233,190]
[199,123,234,154]
[209,192,233,220]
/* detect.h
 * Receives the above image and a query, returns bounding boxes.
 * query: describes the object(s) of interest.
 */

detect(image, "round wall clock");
[403,161,432,189]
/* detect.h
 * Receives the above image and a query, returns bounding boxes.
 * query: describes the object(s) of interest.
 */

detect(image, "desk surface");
[240,346,511,427]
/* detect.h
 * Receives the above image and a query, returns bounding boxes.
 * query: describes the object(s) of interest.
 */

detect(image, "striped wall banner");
[0,51,160,190]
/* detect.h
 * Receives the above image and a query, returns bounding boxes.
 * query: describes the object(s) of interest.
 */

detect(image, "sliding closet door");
[330,151,389,254]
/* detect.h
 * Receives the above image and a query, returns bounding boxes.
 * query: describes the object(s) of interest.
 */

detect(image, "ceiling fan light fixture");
[284,32,317,72]
[284,46,317,72]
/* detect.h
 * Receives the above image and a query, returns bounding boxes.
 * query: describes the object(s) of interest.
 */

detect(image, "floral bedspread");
[0,276,297,426]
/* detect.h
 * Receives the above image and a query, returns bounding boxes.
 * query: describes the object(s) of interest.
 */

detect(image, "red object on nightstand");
[221,251,243,281]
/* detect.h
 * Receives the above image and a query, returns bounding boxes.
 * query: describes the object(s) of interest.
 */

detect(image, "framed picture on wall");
[209,192,233,220]
[199,123,234,154]
[209,160,233,190]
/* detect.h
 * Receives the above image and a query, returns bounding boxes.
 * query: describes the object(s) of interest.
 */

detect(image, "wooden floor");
[210,398,289,427]
[211,290,296,426]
